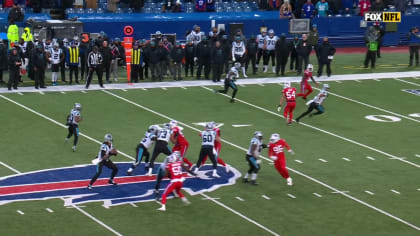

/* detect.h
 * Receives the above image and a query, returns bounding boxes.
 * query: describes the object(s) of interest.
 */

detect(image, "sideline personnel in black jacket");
[275,34,290,76]
[316,37,336,77]
[32,44,48,89]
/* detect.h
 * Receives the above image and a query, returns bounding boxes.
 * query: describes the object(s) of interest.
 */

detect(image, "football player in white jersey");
[187,25,202,45]
[88,134,119,189]
[263,29,278,73]
[243,131,267,185]
[65,103,82,152]
[256,28,267,68]
[49,43,64,86]
[146,123,173,176]
[216,62,240,103]
[43,38,53,55]
[127,125,159,175]
[232,36,247,78]
[296,84,330,122]
[194,122,221,177]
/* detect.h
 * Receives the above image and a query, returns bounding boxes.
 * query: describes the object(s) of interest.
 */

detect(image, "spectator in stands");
[316,0,329,17]
[279,0,294,19]
[8,2,23,25]
[342,0,354,14]
[408,27,420,67]
[206,0,215,11]
[172,0,182,12]
[162,0,175,12]
[73,0,83,8]
[330,0,342,14]
[357,0,370,16]
[108,0,120,13]
[119,0,130,8]
[316,37,336,77]
[301,0,315,19]
[268,0,282,11]
[394,0,407,14]
[131,0,144,12]
[258,0,269,10]
[370,0,384,11]
[196,0,206,12]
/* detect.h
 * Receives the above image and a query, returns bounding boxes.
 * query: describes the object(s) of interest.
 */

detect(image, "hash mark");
[17,92,24,95]
[342,157,351,162]
[287,194,296,199]
[391,189,400,195]
[373,79,381,82]
[364,190,375,195]
[129,203,138,208]
[81,90,87,93]
[235,196,245,202]
[318,158,328,163]
[46,208,54,213]
[17,210,24,215]
[366,156,376,160]
[39,91,45,95]
[262,195,271,200]
[313,193,322,198]
[294,160,303,164]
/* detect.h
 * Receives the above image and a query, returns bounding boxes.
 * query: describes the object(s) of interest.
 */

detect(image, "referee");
[296,84,329,122]
[85,46,104,89]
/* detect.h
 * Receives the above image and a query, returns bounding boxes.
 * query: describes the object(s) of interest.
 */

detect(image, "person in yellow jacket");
[21,27,33,42]
[7,23,19,48]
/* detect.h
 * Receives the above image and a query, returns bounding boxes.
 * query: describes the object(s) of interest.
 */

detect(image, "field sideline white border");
[0,71,419,94]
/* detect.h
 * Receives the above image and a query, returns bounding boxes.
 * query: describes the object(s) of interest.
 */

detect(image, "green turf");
[0,76,419,235]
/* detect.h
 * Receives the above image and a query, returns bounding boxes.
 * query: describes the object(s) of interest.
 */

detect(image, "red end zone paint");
[0,173,190,196]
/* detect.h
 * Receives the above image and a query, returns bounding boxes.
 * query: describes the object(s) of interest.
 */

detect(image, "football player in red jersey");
[169,120,193,168]
[268,133,294,186]
[297,64,318,100]
[157,152,195,211]
[278,82,297,125]
[200,122,230,173]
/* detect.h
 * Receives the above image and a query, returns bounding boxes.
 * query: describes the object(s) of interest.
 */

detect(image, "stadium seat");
[216,6,224,12]
[244,6,251,12]
[76,8,85,13]
[186,6,194,13]
[65,8,74,14]
[96,8,104,13]
[226,6,233,12]
[0,8,4,14]
[234,6,242,12]
[86,8,94,14]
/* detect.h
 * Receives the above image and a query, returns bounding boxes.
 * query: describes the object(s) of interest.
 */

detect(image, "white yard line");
[81,90,87,93]
[17,92,24,95]
[313,193,322,198]
[0,161,21,174]
[364,191,375,195]
[391,189,401,195]
[394,78,420,87]
[0,160,123,236]
[342,157,351,162]
[202,86,420,169]
[416,154,420,158]
[102,90,420,231]
[312,87,420,123]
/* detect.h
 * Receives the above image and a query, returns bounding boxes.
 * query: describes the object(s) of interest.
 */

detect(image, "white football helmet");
[148,125,159,133]
[104,133,113,143]
[270,133,280,143]
[173,151,181,161]
[323,84,330,90]
[254,131,263,140]
[74,103,82,111]
[169,120,178,128]
[268,29,274,35]
[283,82,291,88]
[307,64,314,72]
[205,122,215,131]
[234,62,241,69]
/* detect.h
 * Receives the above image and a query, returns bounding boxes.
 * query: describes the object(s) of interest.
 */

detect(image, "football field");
[0,74,419,236]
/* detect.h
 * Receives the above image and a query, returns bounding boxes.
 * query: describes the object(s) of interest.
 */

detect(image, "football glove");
[288,149,295,155]
[277,105,282,112]
[256,159,261,164]
[270,156,278,161]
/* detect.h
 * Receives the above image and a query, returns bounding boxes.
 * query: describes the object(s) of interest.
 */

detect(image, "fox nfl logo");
[364,12,401,22]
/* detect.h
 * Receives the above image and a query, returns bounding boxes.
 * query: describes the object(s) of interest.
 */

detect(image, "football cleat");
[126,168,133,176]
[287,177,293,186]
[154,189,160,200]
[108,180,117,185]
[181,197,191,205]
[242,178,249,183]
[212,171,220,178]
[72,146,77,152]
[250,180,258,185]
[225,164,231,173]
[157,205,166,211]
[147,168,153,176]
[87,185,92,190]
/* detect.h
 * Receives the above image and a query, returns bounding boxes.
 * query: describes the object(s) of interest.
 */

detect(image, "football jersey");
[264,36,278,51]
[166,161,185,182]
[283,87,297,102]
[172,126,188,145]
[302,70,312,84]
[140,131,156,149]
[44,43,52,54]
[188,31,202,45]
[256,34,266,49]
[50,48,62,64]
[68,109,81,125]
[201,130,217,147]
[18,42,27,54]
[313,90,328,105]
[247,137,263,156]
[97,142,113,161]
[268,139,291,157]
[157,127,171,143]
[232,41,245,56]
[227,67,239,80]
